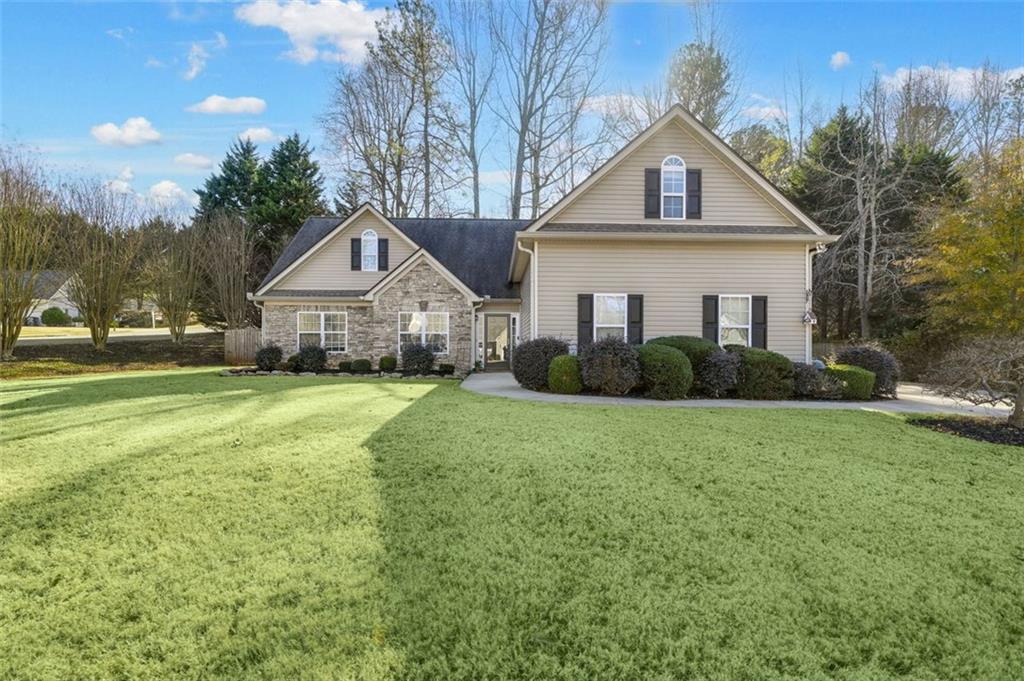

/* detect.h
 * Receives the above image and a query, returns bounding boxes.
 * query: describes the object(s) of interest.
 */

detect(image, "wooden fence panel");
[224,326,260,365]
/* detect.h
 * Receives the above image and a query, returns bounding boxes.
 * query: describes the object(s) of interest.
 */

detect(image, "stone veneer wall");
[261,260,474,370]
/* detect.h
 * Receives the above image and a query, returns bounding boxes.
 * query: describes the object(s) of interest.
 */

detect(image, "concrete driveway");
[462,372,1010,418]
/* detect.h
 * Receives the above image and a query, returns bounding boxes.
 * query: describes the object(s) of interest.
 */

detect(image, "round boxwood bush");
[825,364,876,400]
[512,337,569,390]
[337,360,353,372]
[438,363,456,376]
[697,350,741,397]
[41,307,72,326]
[579,336,640,396]
[637,343,692,400]
[729,346,795,400]
[547,354,583,395]
[401,342,435,374]
[254,343,283,371]
[379,355,398,372]
[286,344,327,373]
[836,343,900,398]
[351,358,373,373]
[647,335,718,368]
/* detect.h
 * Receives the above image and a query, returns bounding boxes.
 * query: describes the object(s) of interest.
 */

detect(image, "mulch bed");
[912,417,1023,447]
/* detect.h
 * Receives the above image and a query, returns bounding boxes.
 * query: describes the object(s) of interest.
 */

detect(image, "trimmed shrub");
[379,355,398,372]
[286,345,327,373]
[351,358,372,373]
[826,364,876,400]
[41,307,72,326]
[793,362,844,399]
[438,363,455,376]
[401,343,435,374]
[512,337,569,390]
[579,336,640,396]
[637,343,692,400]
[337,361,352,372]
[730,346,795,400]
[836,343,901,398]
[647,335,719,369]
[697,350,741,397]
[547,355,583,395]
[254,343,283,371]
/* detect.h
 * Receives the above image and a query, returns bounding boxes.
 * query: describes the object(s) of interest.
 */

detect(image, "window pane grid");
[399,311,449,355]
[296,311,347,353]
[660,155,687,219]
[594,294,627,341]
[718,296,751,348]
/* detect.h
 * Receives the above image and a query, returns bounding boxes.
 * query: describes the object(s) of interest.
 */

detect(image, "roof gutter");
[515,230,840,244]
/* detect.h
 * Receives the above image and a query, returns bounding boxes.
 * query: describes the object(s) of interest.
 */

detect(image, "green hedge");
[731,346,794,400]
[351,359,372,373]
[647,336,719,369]
[379,356,397,372]
[547,355,583,395]
[825,364,876,400]
[637,344,692,400]
[41,307,72,326]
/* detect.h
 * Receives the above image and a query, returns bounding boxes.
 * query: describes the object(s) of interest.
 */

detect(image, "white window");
[661,155,686,219]
[297,311,348,352]
[594,294,627,341]
[399,311,449,355]
[361,229,378,271]
[718,295,751,347]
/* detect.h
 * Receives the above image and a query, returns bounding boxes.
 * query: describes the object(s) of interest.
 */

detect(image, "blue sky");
[2,1,1022,217]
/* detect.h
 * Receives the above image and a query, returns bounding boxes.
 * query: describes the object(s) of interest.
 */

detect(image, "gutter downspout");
[516,240,538,340]
[805,244,824,363]
[471,300,483,371]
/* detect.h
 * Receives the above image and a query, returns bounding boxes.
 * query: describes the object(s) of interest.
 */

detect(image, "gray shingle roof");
[31,270,69,299]
[258,214,530,299]
[539,223,814,235]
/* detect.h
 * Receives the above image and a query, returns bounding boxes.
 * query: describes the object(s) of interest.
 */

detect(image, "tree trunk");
[1010,386,1023,428]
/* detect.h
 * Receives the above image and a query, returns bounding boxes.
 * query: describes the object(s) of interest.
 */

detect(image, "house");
[252,105,837,371]
[26,270,79,323]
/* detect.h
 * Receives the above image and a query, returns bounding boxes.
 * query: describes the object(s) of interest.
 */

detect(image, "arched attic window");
[661,155,686,219]
[361,229,378,271]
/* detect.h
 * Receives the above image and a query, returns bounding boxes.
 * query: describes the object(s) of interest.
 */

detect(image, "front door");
[484,314,512,370]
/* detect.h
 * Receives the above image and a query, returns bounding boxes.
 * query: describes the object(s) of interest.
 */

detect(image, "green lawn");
[1,371,1022,680]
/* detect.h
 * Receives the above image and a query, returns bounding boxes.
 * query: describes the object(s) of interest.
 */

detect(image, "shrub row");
[513,334,883,402]
[256,342,445,374]
[835,343,899,398]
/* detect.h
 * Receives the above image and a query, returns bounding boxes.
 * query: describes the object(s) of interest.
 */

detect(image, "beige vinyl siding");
[275,213,416,291]
[519,259,533,340]
[547,121,794,227]
[536,240,808,361]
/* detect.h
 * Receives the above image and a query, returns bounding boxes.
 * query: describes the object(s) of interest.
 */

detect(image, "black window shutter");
[644,168,660,218]
[702,295,718,342]
[378,238,389,271]
[752,296,768,349]
[627,295,643,344]
[351,238,361,270]
[686,169,702,219]
[577,294,594,349]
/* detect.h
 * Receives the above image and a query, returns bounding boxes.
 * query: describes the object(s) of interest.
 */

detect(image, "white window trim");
[661,155,686,220]
[593,293,628,342]
[361,229,378,272]
[296,311,348,353]
[717,294,752,347]
[398,311,450,356]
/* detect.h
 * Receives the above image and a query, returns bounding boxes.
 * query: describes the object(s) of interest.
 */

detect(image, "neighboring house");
[27,270,79,322]
[253,105,837,371]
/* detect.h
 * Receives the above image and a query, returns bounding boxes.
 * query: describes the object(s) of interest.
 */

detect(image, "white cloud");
[174,152,214,170]
[144,57,167,68]
[106,27,134,44]
[880,64,1024,100]
[148,180,192,207]
[184,31,228,80]
[741,94,787,122]
[830,51,851,71]
[239,127,278,143]
[105,167,135,194]
[90,117,162,146]
[186,95,267,115]
[235,0,386,65]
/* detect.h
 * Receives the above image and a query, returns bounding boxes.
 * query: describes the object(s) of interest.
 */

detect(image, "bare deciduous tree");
[926,336,1024,428]
[199,211,255,330]
[61,180,144,351]
[892,65,964,153]
[491,0,609,218]
[145,222,203,343]
[0,147,58,359]
[965,60,1008,178]
[440,0,495,217]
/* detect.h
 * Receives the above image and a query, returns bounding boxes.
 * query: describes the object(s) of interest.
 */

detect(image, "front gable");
[529,105,825,234]
[264,208,418,294]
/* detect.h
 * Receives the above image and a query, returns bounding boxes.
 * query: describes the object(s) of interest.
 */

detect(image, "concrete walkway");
[462,372,1010,417]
